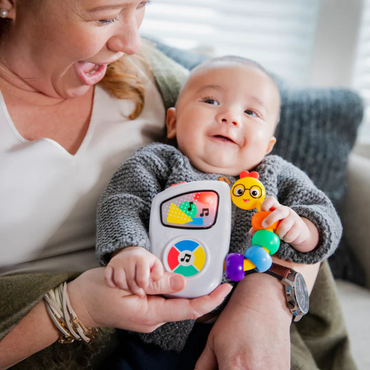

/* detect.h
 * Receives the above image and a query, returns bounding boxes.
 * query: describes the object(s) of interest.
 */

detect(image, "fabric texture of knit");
[96,142,342,351]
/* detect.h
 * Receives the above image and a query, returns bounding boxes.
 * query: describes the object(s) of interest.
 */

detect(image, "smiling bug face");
[231,171,266,211]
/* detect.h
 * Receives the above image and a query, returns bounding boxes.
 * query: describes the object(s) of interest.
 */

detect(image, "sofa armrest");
[340,144,370,288]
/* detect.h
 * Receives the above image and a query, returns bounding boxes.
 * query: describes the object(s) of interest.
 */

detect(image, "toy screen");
[160,190,219,229]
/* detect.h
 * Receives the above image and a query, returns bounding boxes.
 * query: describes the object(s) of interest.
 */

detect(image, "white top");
[0,67,165,275]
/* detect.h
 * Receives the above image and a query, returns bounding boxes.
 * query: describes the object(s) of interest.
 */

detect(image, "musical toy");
[225,171,281,281]
[149,180,232,298]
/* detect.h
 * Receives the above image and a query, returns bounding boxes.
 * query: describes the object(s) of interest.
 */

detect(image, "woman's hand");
[195,273,292,370]
[68,267,232,333]
[195,258,320,370]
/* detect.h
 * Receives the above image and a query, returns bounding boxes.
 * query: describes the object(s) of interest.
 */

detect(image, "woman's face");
[2,0,150,98]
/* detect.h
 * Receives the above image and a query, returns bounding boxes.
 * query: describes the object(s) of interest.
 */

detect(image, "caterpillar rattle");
[225,170,281,281]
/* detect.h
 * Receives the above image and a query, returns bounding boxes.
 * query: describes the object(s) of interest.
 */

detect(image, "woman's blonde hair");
[100,55,146,120]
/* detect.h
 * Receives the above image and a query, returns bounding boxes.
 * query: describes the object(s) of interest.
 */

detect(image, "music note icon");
[200,208,209,217]
[188,202,194,211]
[180,253,191,263]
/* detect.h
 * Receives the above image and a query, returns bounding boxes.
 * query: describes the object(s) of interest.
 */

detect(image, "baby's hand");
[105,247,164,297]
[249,196,314,252]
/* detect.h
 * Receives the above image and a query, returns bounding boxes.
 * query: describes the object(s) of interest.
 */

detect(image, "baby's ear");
[166,107,177,139]
[266,136,276,154]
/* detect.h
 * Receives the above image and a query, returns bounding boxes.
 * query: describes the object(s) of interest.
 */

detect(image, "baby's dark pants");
[98,323,212,370]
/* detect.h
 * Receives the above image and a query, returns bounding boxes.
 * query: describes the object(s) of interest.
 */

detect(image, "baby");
[97,56,339,297]
[97,57,340,319]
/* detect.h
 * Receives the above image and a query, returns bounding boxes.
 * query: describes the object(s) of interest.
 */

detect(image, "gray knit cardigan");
[96,142,342,351]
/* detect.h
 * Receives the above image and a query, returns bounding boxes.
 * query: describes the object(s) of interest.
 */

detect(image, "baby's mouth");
[213,135,235,144]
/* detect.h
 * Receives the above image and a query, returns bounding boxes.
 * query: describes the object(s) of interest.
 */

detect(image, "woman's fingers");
[195,343,218,370]
[147,283,232,323]
[145,272,186,295]
[72,268,232,333]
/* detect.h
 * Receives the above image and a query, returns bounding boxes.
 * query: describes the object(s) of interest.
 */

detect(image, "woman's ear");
[0,0,15,20]
[266,136,276,154]
[166,107,177,139]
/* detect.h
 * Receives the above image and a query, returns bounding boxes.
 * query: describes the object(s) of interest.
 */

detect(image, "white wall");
[310,0,364,87]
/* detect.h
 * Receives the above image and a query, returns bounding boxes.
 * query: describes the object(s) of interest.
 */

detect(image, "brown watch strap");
[265,263,291,280]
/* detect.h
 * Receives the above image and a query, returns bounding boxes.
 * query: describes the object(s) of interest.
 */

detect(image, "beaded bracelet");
[44,282,97,344]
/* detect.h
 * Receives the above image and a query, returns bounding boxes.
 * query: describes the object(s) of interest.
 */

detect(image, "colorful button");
[166,239,206,277]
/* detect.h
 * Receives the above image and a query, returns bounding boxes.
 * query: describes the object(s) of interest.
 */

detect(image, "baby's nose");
[221,117,238,126]
[218,110,240,126]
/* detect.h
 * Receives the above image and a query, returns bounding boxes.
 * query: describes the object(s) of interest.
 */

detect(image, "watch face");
[295,273,309,314]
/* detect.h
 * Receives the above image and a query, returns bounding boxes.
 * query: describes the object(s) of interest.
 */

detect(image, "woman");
[0,1,354,369]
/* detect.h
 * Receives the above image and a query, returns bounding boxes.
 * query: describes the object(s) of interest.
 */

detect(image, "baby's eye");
[245,109,257,117]
[202,97,219,105]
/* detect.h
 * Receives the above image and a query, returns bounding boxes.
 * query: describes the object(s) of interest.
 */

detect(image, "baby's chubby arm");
[250,196,319,253]
[105,247,164,297]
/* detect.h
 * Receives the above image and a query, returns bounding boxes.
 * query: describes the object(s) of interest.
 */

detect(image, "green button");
[175,264,199,277]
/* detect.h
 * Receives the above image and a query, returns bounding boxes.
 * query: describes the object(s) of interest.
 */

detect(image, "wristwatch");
[265,263,309,322]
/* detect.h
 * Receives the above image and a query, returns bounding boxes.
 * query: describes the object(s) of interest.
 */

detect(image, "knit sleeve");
[96,144,180,265]
[273,159,343,264]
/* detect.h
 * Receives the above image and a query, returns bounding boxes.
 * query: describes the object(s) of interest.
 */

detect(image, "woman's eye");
[138,0,152,8]
[98,16,119,25]
[203,98,219,105]
[245,109,257,117]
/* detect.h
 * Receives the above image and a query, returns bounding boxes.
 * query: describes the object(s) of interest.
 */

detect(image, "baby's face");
[166,63,280,176]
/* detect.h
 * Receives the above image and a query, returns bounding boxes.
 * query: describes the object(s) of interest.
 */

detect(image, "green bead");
[252,229,280,255]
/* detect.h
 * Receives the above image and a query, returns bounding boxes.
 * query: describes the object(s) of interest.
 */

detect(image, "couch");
[336,143,370,369]
[149,40,370,369]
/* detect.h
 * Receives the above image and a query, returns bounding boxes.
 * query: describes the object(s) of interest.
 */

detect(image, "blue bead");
[244,245,272,273]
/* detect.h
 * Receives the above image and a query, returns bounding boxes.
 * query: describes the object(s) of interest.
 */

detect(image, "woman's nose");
[107,16,142,55]
[216,110,240,126]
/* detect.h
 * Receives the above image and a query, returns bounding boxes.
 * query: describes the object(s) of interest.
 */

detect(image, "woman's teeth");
[86,64,100,75]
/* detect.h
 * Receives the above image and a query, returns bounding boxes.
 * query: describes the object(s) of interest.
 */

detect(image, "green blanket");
[0,41,356,369]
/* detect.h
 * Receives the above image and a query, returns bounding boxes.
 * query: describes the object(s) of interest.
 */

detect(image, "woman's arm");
[0,301,59,370]
[0,268,231,369]
[195,260,320,370]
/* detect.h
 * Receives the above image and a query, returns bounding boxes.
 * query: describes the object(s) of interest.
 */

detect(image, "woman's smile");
[75,62,108,86]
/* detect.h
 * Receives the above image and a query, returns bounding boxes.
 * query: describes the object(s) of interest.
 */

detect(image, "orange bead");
[251,211,280,231]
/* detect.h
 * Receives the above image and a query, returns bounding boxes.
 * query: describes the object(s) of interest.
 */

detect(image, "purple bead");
[225,253,245,281]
